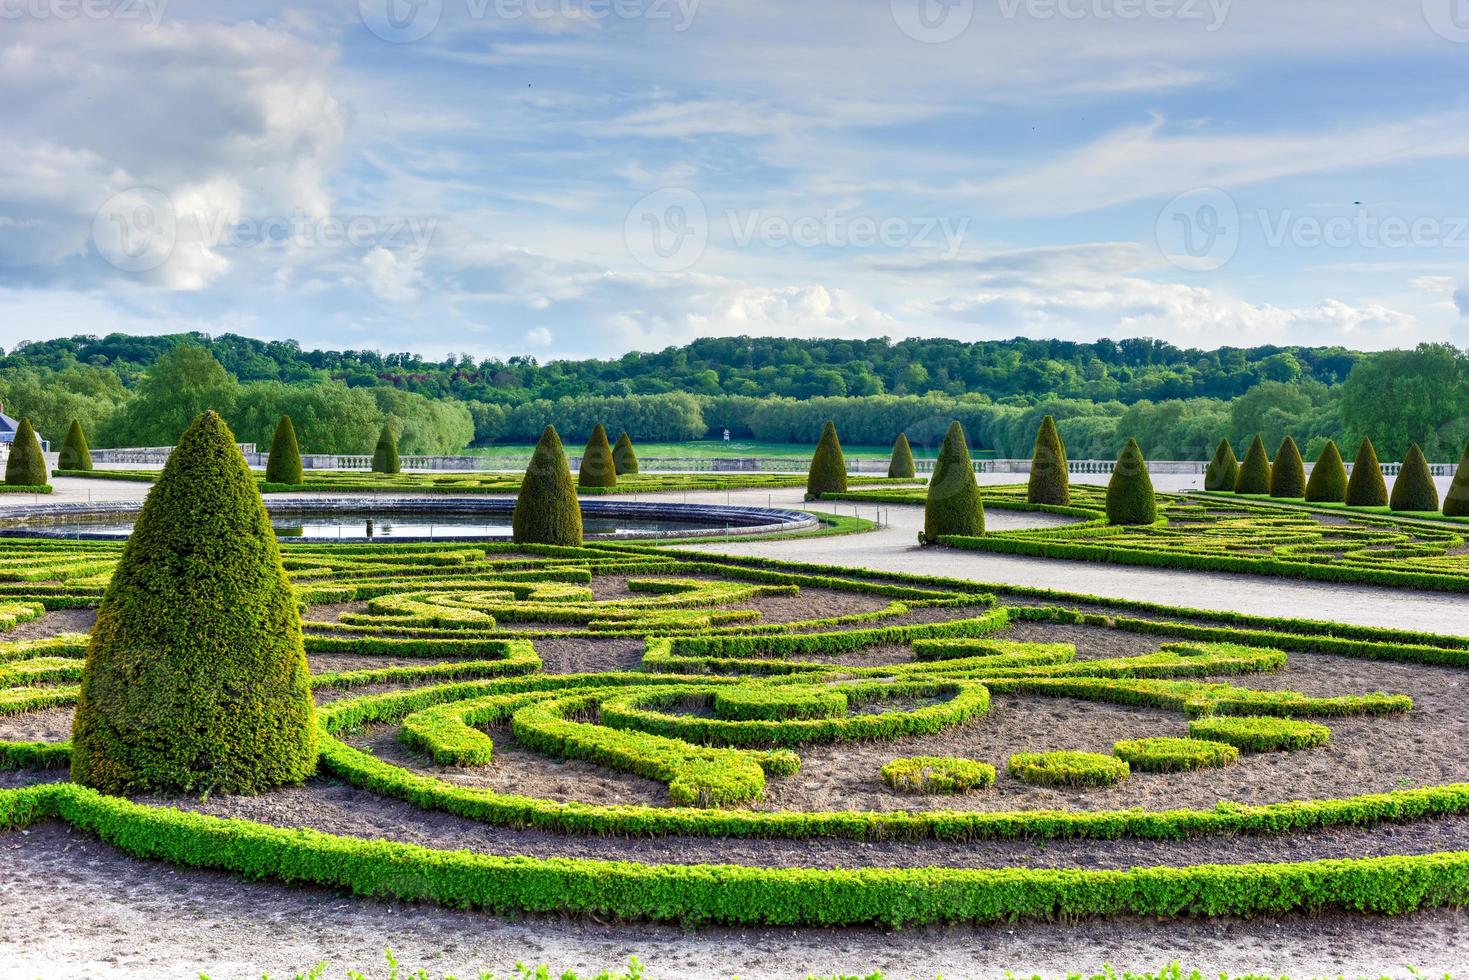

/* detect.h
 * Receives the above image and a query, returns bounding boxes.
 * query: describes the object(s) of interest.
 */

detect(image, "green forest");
[1,332,1466,461]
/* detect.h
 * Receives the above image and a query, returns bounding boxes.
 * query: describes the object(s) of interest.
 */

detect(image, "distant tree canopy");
[0,332,1464,460]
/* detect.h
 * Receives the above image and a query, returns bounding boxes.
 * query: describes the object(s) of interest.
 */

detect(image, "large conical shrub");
[1390,443,1439,513]
[922,420,984,543]
[612,431,639,475]
[512,425,583,546]
[69,411,316,795]
[1304,440,1348,503]
[1107,439,1156,526]
[1270,436,1306,498]
[806,420,848,499]
[1345,437,1388,507]
[371,423,400,474]
[887,433,916,479]
[578,424,617,489]
[1204,438,1238,492]
[1026,415,1070,505]
[4,417,47,488]
[1234,435,1271,494]
[1444,443,1469,518]
[57,420,93,472]
[265,415,304,485]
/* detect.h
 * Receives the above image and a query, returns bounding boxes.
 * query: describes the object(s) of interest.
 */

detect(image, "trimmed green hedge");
[923,420,984,542]
[57,419,93,472]
[806,420,848,499]
[1448,441,1469,518]
[1112,737,1239,773]
[612,431,639,475]
[1009,751,1129,788]
[513,426,583,546]
[1027,415,1070,505]
[1234,435,1271,495]
[1270,436,1305,498]
[579,423,618,489]
[1304,439,1347,503]
[1346,437,1387,507]
[1203,438,1238,492]
[1105,439,1155,526]
[5,417,47,488]
[10,782,1469,926]
[887,432,915,479]
[1187,716,1331,752]
[266,414,305,485]
[371,423,401,474]
[881,756,995,794]
[1391,443,1439,513]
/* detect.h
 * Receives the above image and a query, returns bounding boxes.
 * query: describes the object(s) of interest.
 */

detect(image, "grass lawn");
[465,440,995,461]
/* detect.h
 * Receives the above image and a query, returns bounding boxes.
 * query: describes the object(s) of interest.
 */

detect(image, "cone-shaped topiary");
[1444,442,1469,518]
[1234,435,1271,494]
[1390,443,1439,513]
[922,420,984,543]
[1270,436,1306,498]
[4,417,47,487]
[1304,439,1348,503]
[612,431,639,475]
[806,420,848,499]
[265,415,304,485]
[1204,438,1238,492]
[887,432,916,479]
[1107,439,1157,526]
[1345,437,1388,507]
[57,419,93,472]
[371,423,400,474]
[512,425,583,546]
[69,411,316,795]
[578,424,617,489]
[1026,415,1070,505]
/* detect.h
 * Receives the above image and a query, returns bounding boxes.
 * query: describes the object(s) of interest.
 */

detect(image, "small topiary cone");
[1269,436,1306,498]
[1234,435,1271,494]
[4,417,48,488]
[1107,439,1156,526]
[1026,415,1070,505]
[1345,437,1388,507]
[806,420,848,499]
[1304,440,1348,503]
[887,432,916,479]
[1444,442,1469,518]
[922,420,984,543]
[265,415,304,485]
[58,419,93,472]
[1389,443,1439,513]
[512,425,583,546]
[578,424,617,489]
[612,431,639,476]
[1204,438,1238,492]
[371,423,400,474]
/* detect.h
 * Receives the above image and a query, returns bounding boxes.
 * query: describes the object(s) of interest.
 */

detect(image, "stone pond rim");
[0,497,819,543]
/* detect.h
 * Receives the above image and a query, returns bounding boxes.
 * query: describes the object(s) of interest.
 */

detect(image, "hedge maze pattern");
[4,538,1469,927]
[831,482,1469,591]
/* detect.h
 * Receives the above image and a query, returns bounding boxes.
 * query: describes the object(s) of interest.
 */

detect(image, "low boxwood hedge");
[1187,716,1331,752]
[1112,737,1239,773]
[880,756,996,794]
[1008,750,1130,788]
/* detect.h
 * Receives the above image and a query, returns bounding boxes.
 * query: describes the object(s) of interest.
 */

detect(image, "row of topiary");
[1208,433,1469,517]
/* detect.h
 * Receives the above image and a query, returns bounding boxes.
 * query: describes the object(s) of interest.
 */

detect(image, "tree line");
[0,335,1465,461]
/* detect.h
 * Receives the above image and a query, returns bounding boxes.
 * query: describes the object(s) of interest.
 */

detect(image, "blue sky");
[2,0,1468,360]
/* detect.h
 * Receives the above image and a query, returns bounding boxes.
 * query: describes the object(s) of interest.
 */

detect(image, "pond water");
[25,510,741,540]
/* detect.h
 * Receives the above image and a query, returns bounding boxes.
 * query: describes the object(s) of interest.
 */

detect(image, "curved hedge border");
[1009,751,1130,788]
[881,756,995,794]
[7,783,1469,926]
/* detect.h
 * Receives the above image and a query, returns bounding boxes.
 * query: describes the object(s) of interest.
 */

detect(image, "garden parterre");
[829,483,1469,592]
[4,538,1469,927]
